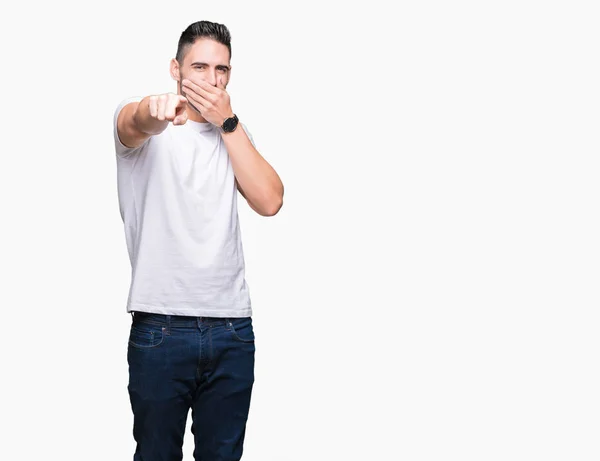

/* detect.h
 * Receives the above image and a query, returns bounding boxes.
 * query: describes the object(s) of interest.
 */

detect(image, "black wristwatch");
[221,114,239,133]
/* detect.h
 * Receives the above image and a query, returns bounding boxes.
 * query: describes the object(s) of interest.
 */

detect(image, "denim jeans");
[127,311,255,461]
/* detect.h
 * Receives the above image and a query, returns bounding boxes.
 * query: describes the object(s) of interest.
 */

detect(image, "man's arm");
[235,179,264,215]
[180,77,284,217]
[235,170,283,217]
[117,93,189,149]
[224,127,284,217]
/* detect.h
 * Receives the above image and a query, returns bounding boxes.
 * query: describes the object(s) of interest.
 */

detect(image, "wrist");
[220,113,239,133]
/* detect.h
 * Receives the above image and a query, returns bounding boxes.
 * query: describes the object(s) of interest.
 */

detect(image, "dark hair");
[176,20,232,64]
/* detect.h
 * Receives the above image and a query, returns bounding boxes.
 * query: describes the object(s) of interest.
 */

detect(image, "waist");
[131,311,247,327]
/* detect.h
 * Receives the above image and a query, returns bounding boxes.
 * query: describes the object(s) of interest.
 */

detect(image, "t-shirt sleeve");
[241,122,256,148]
[113,96,145,157]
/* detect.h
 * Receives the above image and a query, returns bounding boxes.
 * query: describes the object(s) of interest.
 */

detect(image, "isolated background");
[1,1,598,460]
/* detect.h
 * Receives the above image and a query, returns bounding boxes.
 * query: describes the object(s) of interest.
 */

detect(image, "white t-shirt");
[113,96,253,317]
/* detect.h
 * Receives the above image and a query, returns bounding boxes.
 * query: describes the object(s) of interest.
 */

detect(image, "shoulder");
[113,96,145,158]
[114,96,144,121]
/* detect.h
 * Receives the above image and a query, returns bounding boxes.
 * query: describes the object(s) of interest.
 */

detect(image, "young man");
[113,20,283,461]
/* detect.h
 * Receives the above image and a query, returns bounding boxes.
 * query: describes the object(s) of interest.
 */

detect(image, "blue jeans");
[127,311,255,461]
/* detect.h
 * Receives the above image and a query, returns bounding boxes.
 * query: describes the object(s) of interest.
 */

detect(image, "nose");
[206,70,218,87]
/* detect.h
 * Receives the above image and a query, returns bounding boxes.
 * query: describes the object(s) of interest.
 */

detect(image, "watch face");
[223,115,238,132]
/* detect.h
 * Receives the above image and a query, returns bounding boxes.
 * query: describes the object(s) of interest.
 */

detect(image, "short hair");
[176,20,232,64]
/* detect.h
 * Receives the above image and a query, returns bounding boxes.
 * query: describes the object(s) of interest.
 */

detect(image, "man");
[112,20,283,461]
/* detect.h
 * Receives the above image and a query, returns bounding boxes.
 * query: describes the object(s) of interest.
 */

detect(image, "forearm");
[222,127,283,216]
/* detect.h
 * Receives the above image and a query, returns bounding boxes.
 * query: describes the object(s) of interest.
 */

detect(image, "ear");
[170,58,180,82]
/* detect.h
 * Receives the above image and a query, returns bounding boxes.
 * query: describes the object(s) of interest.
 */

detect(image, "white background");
[1,1,599,460]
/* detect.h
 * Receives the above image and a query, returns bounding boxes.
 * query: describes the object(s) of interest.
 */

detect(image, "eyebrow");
[190,62,230,70]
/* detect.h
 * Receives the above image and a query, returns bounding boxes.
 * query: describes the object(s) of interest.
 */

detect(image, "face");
[171,38,231,104]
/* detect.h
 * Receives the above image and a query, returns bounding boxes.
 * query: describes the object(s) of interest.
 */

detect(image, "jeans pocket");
[227,317,255,343]
[128,322,165,349]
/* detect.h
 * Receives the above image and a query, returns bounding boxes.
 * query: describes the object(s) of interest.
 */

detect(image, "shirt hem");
[126,302,253,318]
